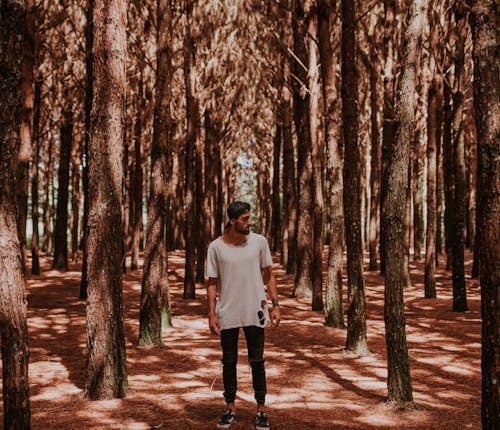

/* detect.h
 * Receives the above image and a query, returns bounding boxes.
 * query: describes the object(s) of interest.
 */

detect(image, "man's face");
[234,211,252,235]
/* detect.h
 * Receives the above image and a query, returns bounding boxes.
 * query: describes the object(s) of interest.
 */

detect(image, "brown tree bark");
[195,129,206,283]
[451,7,467,312]
[342,0,368,353]
[425,63,441,298]
[183,1,199,299]
[52,102,73,270]
[80,0,94,300]
[280,3,297,275]
[131,80,144,271]
[443,76,454,270]
[70,135,81,262]
[319,0,344,327]
[282,93,297,274]
[0,1,31,426]
[380,0,397,276]
[271,119,282,253]
[383,0,428,402]
[292,0,314,299]
[85,0,128,399]
[31,73,42,276]
[308,11,324,311]
[139,0,173,346]
[41,133,54,253]
[359,44,381,272]
[17,0,35,272]
[470,2,500,426]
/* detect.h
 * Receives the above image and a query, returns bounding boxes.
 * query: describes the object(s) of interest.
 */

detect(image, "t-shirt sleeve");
[260,237,273,269]
[206,244,219,278]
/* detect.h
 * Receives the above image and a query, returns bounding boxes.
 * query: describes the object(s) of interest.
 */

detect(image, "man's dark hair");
[225,200,251,229]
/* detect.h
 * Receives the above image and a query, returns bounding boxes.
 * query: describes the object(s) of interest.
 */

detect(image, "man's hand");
[270,306,281,327]
[209,313,221,336]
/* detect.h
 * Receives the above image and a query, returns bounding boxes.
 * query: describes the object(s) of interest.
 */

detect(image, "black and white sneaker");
[255,411,270,430]
[217,409,237,429]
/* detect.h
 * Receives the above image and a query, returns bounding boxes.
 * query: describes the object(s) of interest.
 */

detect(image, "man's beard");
[236,225,250,235]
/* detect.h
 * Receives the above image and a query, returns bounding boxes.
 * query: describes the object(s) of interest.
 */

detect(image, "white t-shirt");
[206,232,273,330]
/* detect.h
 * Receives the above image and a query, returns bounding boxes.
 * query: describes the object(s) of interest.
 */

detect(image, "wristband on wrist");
[271,298,279,307]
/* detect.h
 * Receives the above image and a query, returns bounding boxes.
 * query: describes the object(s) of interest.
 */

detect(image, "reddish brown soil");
[0,250,480,429]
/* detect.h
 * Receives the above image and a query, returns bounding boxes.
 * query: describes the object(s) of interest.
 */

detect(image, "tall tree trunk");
[203,108,217,244]
[319,0,344,327]
[383,0,428,402]
[80,0,94,300]
[41,134,54,253]
[282,93,297,274]
[471,190,480,278]
[195,116,206,283]
[31,72,41,275]
[308,12,324,311]
[139,0,173,346]
[470,2,500,426]
[52,103,73,270]
[360,45,381,272]
[425,69,441,298]
[70,135,81,262]
[271,119,282,252]
[451,8,467,312]
[292,0,313,299]
[443,77,454,270]
[380,0,397,276]
[85,0,128,399]
[412,130,423,261]
[436,97,444,263]
[183,2,199,299]
[131,80,143,271]
[0,1,31,426]
[17,0,35,271]
[342,0,368,353]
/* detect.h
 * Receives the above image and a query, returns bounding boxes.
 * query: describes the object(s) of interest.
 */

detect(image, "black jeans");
[220,326,266,405]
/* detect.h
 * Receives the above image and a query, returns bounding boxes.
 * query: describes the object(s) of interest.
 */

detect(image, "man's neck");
[223,228,248,245]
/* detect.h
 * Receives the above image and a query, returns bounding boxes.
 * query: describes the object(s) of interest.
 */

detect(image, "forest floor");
[0,250,481,430]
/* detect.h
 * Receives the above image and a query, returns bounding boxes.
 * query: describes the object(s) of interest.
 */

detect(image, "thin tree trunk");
[195,117,206,283]
[319,0,344,327]
[70,135,81,262]
[42,134,54,253]
[131,80,143,271]
[53,104,73,270]
[380,0,397,276]
[425,71,441,298]
[138,0,173,346]
[183,2,199,299]
[443,77,454,270]
[308,12,324,311]
[292,0,313,299]
[436,97,444,263]
[342,0,368,353]
[85,0,128,399]
[451,8,467,312]
[17,0,35,271]
[282,95,297,274]
[80,0,94,300]
[31,72,42,276]
[0,1,31,426]
[470,2,500,426]
[271,120,282,253]
[383,0,428,402]
[412,131,423,261]
[360,46,381,272]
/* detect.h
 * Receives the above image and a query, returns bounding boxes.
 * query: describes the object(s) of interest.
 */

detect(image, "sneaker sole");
[217,419,236,429]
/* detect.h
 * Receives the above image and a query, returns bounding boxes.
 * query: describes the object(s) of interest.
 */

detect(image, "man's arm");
[262,266,281,327]
[207,277,221,335]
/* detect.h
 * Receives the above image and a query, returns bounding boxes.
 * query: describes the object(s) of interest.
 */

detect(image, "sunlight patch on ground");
[31,383,80,401]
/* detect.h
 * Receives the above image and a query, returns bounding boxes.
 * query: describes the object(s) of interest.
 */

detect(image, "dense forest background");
[0,0,498,428]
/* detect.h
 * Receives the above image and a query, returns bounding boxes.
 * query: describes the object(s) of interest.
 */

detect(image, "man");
[206,201,281,430]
